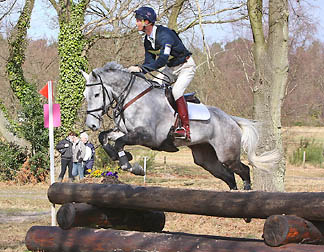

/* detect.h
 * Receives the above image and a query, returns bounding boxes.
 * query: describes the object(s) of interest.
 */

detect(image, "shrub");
[93,146,116,170]
[136,150,157,171]
[0,141,27,181]
[290,138,324,167]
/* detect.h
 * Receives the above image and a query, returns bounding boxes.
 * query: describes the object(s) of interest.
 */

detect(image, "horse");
[82,61,280,190]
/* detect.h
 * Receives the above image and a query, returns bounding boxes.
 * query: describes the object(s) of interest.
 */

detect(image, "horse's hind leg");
[189,143,237,190]
[224,160,251,190]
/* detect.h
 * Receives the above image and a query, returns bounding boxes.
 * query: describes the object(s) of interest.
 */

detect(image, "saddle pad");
[188,102,210,121]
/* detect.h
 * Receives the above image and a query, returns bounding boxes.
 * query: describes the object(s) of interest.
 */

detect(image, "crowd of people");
[55,131,95,182]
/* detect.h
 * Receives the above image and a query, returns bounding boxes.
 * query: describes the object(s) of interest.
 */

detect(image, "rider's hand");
[127,66,142,73]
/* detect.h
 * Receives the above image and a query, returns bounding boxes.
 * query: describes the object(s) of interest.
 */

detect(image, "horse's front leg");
[98,129,133,163]
[114,128,153,175]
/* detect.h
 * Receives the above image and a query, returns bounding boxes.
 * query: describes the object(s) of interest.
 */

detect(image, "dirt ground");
[1,126,324,251]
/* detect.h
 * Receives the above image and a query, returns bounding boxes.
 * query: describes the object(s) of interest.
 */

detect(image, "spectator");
[80,132,95,175]
[55,132,75,182]
[72,134,86,180]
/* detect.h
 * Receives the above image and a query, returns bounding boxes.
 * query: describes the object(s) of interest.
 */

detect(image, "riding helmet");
[135,6,157,24]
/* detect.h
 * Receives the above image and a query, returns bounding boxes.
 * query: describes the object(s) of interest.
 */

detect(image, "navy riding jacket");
[142,25,191,72]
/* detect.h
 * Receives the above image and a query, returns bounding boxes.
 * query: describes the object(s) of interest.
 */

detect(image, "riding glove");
[127,66,142,73]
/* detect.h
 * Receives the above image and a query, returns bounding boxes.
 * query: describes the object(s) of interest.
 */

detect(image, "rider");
[128,6,196,141]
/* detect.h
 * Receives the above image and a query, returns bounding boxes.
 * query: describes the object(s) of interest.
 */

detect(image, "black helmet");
[135,6,157,24]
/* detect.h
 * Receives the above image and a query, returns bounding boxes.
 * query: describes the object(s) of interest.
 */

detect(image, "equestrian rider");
[128,6,196,141]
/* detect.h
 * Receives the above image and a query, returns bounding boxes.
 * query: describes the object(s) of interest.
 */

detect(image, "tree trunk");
[167,0,186,31]
[49,0,90,137]
[248,0,288,191]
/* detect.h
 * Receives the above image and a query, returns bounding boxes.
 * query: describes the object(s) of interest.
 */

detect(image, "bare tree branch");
[0,0,18,22]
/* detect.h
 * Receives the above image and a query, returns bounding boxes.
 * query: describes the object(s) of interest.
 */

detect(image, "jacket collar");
[147,25,157,49]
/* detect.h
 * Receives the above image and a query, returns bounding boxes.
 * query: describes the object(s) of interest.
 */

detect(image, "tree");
[48,0,90,137]
[4,0,49,180]
[247,0,288,191]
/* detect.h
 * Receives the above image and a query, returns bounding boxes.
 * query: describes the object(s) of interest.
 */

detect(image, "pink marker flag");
[43,104,61,128]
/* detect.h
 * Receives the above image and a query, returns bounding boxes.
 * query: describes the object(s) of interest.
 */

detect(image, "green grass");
[289,138,324,167]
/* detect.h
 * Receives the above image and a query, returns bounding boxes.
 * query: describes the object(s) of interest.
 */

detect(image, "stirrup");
[173,127,188,140]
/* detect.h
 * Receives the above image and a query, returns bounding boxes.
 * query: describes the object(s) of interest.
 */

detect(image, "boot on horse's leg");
[174,96,191,141]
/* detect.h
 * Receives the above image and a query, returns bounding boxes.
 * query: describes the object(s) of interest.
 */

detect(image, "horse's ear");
[81,70,90,82]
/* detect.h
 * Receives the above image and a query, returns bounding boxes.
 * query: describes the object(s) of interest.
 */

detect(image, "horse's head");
[82,69,109,131]
[82,62,132,131]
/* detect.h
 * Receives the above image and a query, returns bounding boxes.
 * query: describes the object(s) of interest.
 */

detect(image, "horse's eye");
[95,93,100,98]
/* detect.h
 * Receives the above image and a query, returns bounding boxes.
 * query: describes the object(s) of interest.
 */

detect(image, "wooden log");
[25,226,324,252]
[57,202,165,232]
[48,183,324,221]
[263,215,324,247]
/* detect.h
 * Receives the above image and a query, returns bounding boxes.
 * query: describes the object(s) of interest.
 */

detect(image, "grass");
[2,126,324,251]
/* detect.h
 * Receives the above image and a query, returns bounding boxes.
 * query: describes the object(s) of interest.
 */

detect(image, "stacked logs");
[25,182,324,251]
[56,202,165,232]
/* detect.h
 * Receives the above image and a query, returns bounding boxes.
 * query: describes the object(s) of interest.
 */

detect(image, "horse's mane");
[101,62,126,72]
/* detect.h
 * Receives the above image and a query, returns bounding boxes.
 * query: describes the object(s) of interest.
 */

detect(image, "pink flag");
[43,104,61,128]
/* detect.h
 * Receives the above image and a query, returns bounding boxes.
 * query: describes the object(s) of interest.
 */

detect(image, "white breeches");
[153,56,196,100]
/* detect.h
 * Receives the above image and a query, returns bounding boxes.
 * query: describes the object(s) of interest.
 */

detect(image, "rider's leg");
[174,96,191,140]
[172,57,196,141]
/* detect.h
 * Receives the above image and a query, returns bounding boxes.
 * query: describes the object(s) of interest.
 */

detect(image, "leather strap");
[122,86,154,111]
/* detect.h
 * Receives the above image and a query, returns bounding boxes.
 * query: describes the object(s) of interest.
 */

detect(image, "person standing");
[80,132,95,175]
[72,134,86,180]
[55,132,76,182]
[128,6,196,141]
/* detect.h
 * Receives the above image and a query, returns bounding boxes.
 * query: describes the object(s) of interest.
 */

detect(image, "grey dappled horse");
[82,62,279,190]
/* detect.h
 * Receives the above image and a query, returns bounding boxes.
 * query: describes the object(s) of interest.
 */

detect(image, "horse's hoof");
[130,163,145,176]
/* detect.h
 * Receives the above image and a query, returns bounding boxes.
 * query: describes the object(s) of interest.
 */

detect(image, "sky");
[27,0,324,43]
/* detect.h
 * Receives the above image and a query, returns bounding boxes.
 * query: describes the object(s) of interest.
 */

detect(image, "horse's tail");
[231,116,281,171]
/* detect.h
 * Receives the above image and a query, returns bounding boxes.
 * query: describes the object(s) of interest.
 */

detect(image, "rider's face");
[136,19,148,31]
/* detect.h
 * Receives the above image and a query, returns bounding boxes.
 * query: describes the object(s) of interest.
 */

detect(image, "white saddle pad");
[188,102,210,121]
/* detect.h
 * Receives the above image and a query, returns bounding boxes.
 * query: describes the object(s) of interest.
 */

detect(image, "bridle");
[85,73,136,122]
[85,75,112,121]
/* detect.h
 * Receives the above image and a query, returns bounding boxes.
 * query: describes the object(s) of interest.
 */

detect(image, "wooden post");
[303,151,306,168]
[25,226,324,252]
[48,183,324,221]
[57,202,165,232]
[263,215,324,247]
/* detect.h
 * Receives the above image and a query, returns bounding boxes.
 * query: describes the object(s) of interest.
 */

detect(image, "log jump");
[25,226,323,252]
[48,182,324,221]
[263,215,324,247]
[56,202,165,232]
[25,183,324,251]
